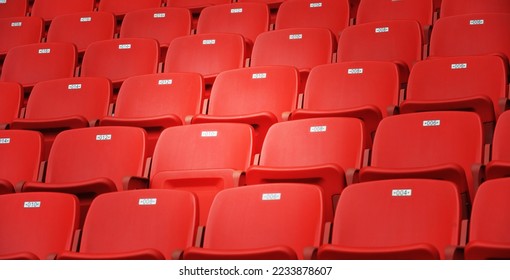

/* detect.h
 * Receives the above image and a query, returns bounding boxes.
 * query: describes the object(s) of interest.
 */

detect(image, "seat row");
[2,177,510,260]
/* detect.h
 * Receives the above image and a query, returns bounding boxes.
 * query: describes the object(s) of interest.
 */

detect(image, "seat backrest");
[120,7,191,49]
[98,0,162,17]
[202,183,324,260]
[356,0,434,28]
[491,111,510,163]
[47,11,115,54]
[370,111,483,197]
[79,189,197,259]
[0,130,42,187]
[237,0,284,9]
[405,55,508,120]
[113,73,203,121]
[440,0,510,18]
[275,0,350,37]
[207,66,299,121]
[0,81,22,125]
[259,117,365,170]
[430,13,510,61]
[0,0,28,18]
[166,0,231,11]
[24,77,111,121]
[0,16,43,56]
[45,126,146,191]
[164,33,246,82]
[196,2,269,47]
[331,179,461,260]
[81,38,159,86]
[337,20,422,76]
[150,123,253,176]
[302,61,400,117]
[251,27,334,72]
[0,192,79,259]
[31,0,95,22]
[1,42,77,89]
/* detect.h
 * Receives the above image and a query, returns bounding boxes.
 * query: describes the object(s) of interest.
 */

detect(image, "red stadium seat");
[290,61,401,145]
[56,189,197,260]
[47,12,115,55]
[144,123,253,226]
[0,81,22,128]
[0,16,43,58]
[1,42,77,91]
[486,111,510,180]
[359,111,484,209]
[0,0,28,18]
[440,0,510,18]
[0,192,79,260]
[31,0,94,22]
[191,66,299,154]
[316,179,461,260]
[10,77,112,159]
[196,2,269,55]
[81,38,159,89]
[99,73,203,156]
[166,0,231,13]
[0,130,42,194]
[337,20,423,82]
[246,117,366,222]
[181,183,324,260]
[98,0,162,18]
[465,178,510,260]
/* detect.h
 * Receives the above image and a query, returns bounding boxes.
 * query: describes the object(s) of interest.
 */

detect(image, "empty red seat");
[10,77,112,159]
[0,16,43,58]
[290,61,401,145]
[1,42,77,91]
[0,0,28,18]
[140,123,253,226]
[167,0,231,13]
[440,0,510,18]
[465,178,510,260]
[430,13,510,62]
[56,189,197,260]
[359,111,484,208]
[275,0,350,38]
[181,183,324,260]
[196,2,269,55]
[237,0,284,10]
[0,192,79,260]
[0,81,22,128]
[98,0,162,18]
[401,55,508,142]
[191,66,299,153]
[120,7,191,55]
[99,73,203,156]
[20,126,147,225]
[337,20,423,82]
[47,12,115,55]
[164,33,246,88]
[486,111,510,180]
[316,179,461,260]
[0,130,42,194]
[31,0,94,22]
[81,38,159,89]
[246,117,366,222]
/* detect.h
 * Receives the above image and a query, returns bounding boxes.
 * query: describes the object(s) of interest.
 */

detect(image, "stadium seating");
[0,0,28,18]
[166,0,231,13]
[1,42,77,91]
[98,0,162,18]
[246,117,366,222]
[0,16,43,58]
[56,189,198,260]
[465,178,510,260]
[486,111,510,180]
[337,20,423,82]
[47,12,115,55]
[0,192,79,260]
[440,0,510,18]
[99,73,203,156]
[0,130,42,194]
[290,61,401,145]
[10,77,112,159]
[191,65,299,154]
[181,183,324,260]
[0,81,22,128]
[359,111,484,209]
[316,179,462,260]
[31,0,94,22]
[80,38,159,89]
